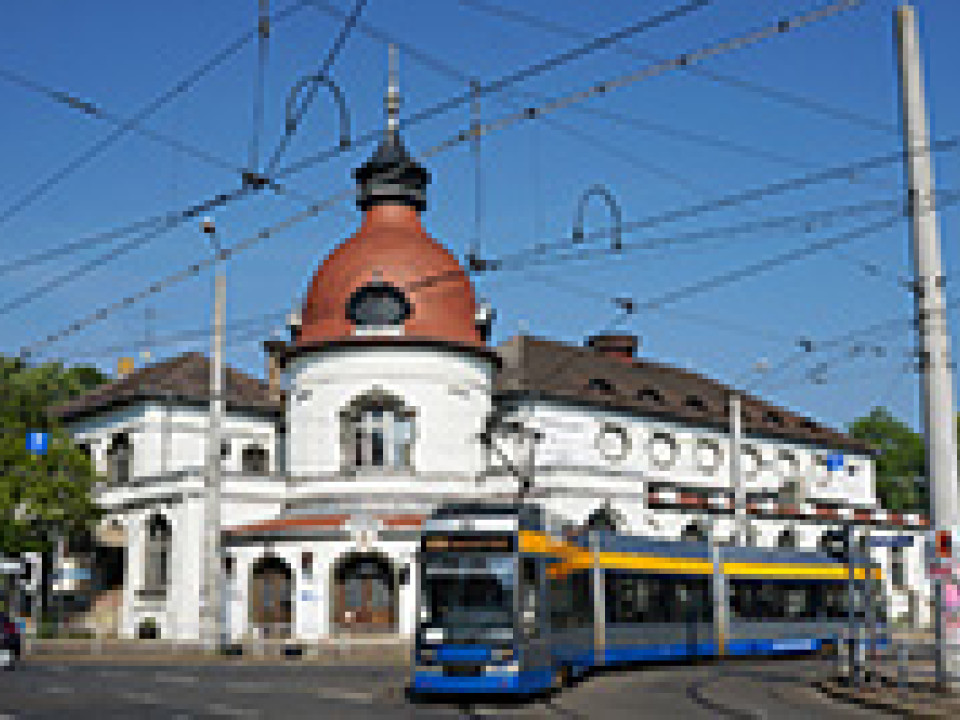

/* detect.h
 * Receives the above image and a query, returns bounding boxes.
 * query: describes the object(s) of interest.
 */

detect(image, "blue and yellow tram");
[412,502,882,695]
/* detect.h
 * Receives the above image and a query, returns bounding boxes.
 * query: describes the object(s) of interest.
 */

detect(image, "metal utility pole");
[846,523,860,687]
[729,392,747,545]
[896,4,960,690]
[199,217,226,652]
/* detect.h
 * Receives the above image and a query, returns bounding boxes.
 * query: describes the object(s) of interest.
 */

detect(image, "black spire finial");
[354,45,430,212]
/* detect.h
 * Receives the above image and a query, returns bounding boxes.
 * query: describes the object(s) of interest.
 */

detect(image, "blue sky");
[0,0,957,432]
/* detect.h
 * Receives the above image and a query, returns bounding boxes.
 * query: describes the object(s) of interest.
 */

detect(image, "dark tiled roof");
[50,352,283,421]
[495,335,869,454]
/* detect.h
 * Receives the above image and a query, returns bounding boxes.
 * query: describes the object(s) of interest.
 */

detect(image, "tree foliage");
[0,356,107,554]
[847,407,927,512]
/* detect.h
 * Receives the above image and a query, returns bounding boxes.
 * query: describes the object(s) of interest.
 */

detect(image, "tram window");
[549,576,574,630]
[570,571,593,627]
[521,559,540,638]
[606,573,709,624]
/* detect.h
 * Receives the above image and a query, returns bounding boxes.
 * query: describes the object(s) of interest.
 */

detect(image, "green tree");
[0,356,107,554]
[847,407,927,512]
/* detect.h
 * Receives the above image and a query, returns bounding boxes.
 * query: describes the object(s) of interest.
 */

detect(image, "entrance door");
[334,554,395,634]
[250,556,293,638]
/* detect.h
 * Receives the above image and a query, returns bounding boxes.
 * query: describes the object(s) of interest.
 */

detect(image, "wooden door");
[335,557,394,633]
[251,558,293,638]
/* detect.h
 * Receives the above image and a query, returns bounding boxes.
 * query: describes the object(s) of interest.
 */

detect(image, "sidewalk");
[23,637,412,667]
[815,676,960,719]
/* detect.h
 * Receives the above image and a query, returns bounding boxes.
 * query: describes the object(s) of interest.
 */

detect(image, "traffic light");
[822,528,851,563]
[935,529,953,560]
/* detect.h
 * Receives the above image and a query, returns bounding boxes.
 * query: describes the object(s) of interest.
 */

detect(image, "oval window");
[650,432,678,470]
[695,438,722,474]
[346,283,411,327]
[596,423,630,462]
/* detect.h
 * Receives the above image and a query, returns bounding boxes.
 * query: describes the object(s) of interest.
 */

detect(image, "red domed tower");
[275,48,496,480]
[295,50,487,352]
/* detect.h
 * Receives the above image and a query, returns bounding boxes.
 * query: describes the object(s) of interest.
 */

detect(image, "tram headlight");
[423,627,444,643]
[486,661,519,674]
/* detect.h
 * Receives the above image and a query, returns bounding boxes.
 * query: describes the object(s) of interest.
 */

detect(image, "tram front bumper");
[412,665,552,694]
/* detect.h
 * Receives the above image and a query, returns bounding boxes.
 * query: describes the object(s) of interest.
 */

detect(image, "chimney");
[586,334,638,360]
[265,350,282,403]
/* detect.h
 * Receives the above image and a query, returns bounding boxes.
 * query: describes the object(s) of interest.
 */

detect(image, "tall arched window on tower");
[341,391,415,471]
[142,514,171,598]
[107,433,132,484]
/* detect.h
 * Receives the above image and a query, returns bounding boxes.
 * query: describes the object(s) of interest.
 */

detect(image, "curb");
[813,679,956,719]
[22,653,411,668]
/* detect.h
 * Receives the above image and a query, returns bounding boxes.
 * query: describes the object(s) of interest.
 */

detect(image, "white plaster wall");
[67,402,278,480]
[506,398,877,509]
[286,346,494,475]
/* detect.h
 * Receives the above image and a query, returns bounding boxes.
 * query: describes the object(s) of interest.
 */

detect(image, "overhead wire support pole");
[895,3,959,692]
[470,79,483,262]
[249,0,271,175]
[199,217,226,653]
[729,391,746,545]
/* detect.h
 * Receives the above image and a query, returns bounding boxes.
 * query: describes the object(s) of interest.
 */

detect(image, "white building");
[52,80,930,643]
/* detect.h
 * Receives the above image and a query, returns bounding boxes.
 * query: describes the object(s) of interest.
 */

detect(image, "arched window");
[143,514,171,598]
[341,391,415,470]
[777,529,796,549]
[107,433,132,484]
[681,522,707,542]
[585,505,623,533]
[241,444,269,473]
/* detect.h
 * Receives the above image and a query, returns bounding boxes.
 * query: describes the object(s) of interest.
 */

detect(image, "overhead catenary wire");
[458,0,897,137]
[278,0,713,179]
[2,0,692,283]
[262,0,370,175]
[0,0,312,231]
[17,0,877,356]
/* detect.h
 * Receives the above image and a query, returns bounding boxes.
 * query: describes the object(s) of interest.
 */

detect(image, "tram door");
[335,555,395,634]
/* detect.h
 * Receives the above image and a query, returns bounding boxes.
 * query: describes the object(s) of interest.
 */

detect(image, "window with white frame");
[892,545,906,588]
[341,391,415,470]
[143,514,171,596]
[107,433,132,484]
[241,444,269,473]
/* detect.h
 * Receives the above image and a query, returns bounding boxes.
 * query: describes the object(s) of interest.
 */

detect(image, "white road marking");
[204,703,260,718]
[155,673,200,685]
[118,691,162,705]
[314,688,375,704]
[43,685,73,695]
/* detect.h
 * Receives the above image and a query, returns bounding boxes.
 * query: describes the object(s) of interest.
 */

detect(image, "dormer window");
[346,282,411,330]
[587,378,615,395]
[637,387,664,405]
[685,395,707,412]
[764,410,785,427]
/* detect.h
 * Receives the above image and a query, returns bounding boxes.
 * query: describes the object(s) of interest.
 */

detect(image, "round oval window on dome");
[346,282,411,329]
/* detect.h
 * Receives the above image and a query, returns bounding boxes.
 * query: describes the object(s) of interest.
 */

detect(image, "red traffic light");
[935,530,952,559]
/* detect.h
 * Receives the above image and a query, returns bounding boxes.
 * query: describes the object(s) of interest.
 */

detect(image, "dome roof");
[298,203,483,347]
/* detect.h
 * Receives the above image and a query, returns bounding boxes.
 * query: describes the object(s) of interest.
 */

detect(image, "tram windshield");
[421,555,514,628]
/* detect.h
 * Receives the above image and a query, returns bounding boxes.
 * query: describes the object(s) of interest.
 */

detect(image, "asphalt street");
[1,658,882,719]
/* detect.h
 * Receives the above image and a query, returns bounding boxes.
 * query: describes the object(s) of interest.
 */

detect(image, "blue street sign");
[26,431,48,455]
[868,535,914,549]
[826,452,845,472]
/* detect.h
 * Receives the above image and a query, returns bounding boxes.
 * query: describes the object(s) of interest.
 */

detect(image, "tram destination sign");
[421,533,515,553]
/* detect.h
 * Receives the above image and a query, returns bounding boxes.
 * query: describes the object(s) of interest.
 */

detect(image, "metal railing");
[831,629,960,693]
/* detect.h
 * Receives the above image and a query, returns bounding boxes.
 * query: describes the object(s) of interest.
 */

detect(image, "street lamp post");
[199,217,226,652]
